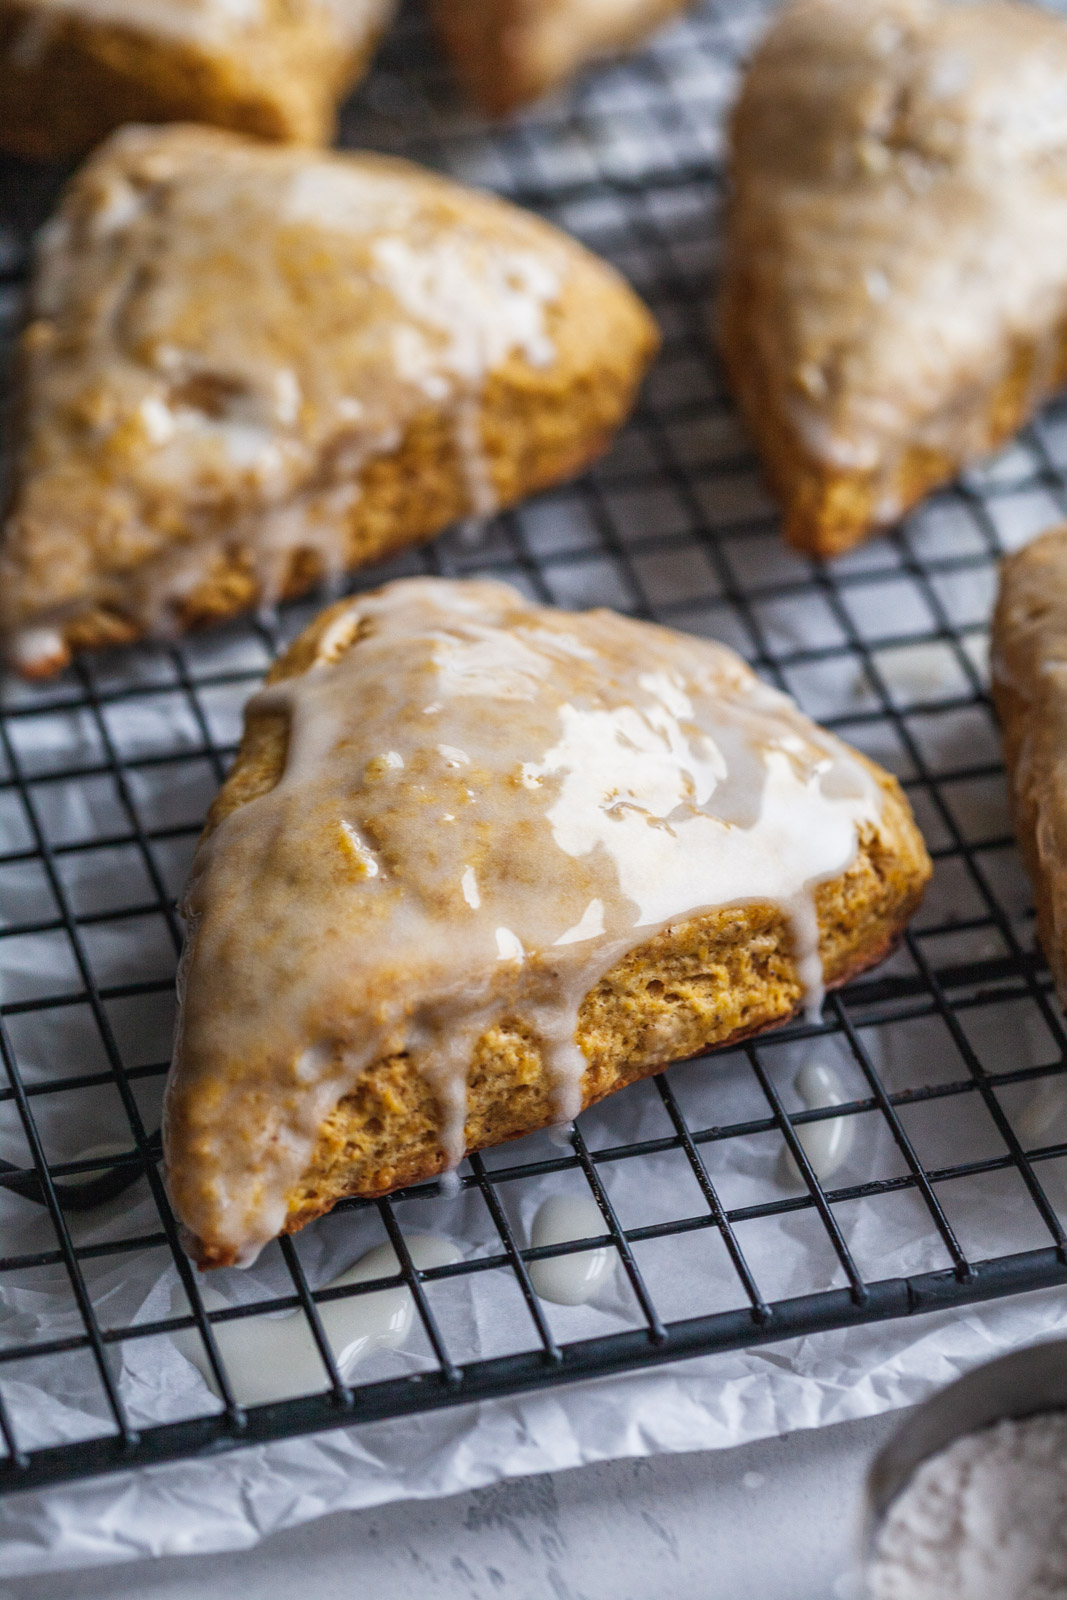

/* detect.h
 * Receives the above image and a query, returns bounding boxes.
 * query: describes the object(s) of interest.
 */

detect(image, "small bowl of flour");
[865,1339,1067,1599]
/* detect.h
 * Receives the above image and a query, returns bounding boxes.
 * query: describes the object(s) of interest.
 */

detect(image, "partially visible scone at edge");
[428,0,692,117]
[0,125,657,679]
[720,0,1067,560]
[163,576,931,1267]
[0,0,395,158]
[993,524,1067,1003]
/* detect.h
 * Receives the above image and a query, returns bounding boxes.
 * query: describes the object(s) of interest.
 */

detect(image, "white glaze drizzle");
[165,577,884,1265]
[528,1194,613,1306]
[779,1060,856,1186]
[170,1234,460,1406]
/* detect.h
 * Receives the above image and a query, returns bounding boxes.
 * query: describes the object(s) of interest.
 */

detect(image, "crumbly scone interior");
[164,577,931,1266]
[0,124,656,675]
[721,0,1067,556]
[993,523,1067,1003]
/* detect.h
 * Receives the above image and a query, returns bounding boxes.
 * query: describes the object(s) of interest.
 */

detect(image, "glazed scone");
[0,125,657,678]
[163,576,932,1267]
[720,0,1067,560]
[0,0,394,158]
[993,524,1067,1004]
[428,0,692,117]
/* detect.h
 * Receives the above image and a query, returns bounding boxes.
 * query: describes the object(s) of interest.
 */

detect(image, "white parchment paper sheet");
[4,1288,1067,1577]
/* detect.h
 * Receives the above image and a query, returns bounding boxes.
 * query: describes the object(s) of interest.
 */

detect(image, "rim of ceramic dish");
[864,1336,1067,1565]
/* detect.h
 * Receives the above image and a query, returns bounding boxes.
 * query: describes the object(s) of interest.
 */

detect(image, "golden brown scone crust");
[190,594,931,1264]
[428,0,692,117]
[0,0,392,158]
[722,305,1067,563]
[0,126,658,677]
[720,0,1067,560]
[993,523,1067,1002]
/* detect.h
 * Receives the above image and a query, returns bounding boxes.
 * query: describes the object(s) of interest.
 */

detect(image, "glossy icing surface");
[729,0,1067,516]
[165,577,884,1266]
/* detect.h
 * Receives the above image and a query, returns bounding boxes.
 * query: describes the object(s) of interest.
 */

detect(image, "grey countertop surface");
[3,1410,901,1600]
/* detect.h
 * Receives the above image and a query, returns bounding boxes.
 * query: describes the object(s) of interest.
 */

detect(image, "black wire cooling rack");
[2,0,1067,1496]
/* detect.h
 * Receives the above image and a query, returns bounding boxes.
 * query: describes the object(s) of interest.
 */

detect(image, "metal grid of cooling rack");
[2,0,1067,1495]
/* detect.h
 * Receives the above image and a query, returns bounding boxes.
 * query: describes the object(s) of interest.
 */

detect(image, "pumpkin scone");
[428,0,692,117]
[163,576,931,1267]
[993,524,1067,1004]
[0,125,657,678]
[720,0,1067,560]
[0,0,394,158]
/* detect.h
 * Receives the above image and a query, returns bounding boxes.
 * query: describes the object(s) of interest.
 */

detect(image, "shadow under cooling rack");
[2,0,1067,1494]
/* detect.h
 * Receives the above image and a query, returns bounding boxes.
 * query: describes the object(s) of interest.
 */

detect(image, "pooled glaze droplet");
[528,1194,613,1305]
[9,625,66,676]
[1017,1075,1067,1147]
[779,1061,855,1185]
[170,1234,459,1406]
[785,892,826,1024]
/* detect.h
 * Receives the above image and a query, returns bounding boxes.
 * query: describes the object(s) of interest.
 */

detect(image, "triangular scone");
[164,576,931,1266]
[428,0,692,117]
[720,0,1067,559]
[0,126,657,677]
[994,524,1067,1004]
[0,0,393,157]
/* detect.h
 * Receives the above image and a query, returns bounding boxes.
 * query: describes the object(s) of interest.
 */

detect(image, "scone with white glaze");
[993,524,1067,1005]
[163,576,931,1267]
[0,125,657,678]
[0,0,394,158]
[428,0,692,117]
[720,0,1067,559]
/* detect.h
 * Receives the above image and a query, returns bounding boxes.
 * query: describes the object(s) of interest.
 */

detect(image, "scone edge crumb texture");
[0,0,395,158]
[0,125,659,678]
[720,0,1067,559]
[167,582,932,1267]
[284,857,926,1247]
[993,522,1067,1003]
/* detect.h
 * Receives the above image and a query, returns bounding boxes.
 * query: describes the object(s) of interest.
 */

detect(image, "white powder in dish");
[867,1412,1067,1599]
